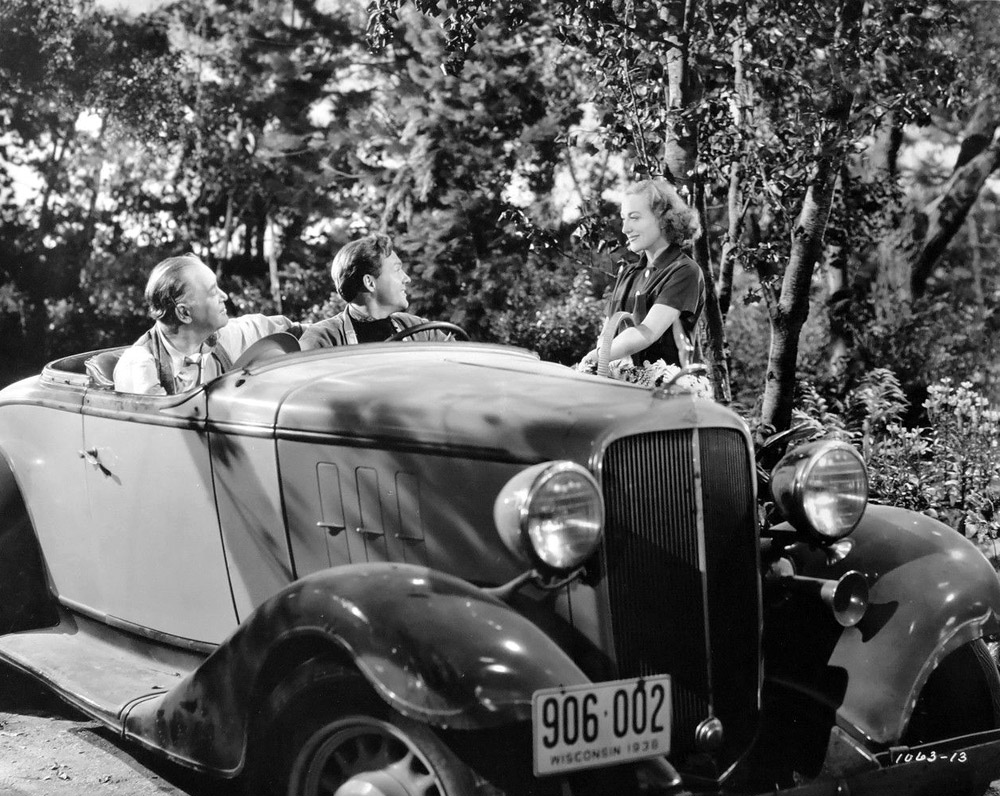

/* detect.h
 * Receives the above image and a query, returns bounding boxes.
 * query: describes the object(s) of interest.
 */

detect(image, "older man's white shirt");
[113,314,296,395]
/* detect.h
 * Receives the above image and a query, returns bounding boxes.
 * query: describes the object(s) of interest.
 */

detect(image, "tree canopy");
[1,0,998,436]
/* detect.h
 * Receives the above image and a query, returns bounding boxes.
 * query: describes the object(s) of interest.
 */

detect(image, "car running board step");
[0,607,204,730]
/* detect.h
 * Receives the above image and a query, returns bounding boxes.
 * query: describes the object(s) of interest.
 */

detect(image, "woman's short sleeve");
[650,258,703,317]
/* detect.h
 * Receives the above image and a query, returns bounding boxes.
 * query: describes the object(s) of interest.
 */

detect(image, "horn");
[781,570,869,627]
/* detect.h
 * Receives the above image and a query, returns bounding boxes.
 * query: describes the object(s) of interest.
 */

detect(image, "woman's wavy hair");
[331,233,394,301]
[145,254,204,326]
[625,178,702,244]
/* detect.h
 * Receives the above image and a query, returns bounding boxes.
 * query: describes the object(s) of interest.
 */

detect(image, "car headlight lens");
[494,461,604,572]
[770,440,868,542]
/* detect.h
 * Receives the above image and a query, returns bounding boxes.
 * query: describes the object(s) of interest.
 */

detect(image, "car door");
[0,364,106,611]
[80,387,238,644]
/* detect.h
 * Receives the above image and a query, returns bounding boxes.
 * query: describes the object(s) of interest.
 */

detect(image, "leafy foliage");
[492,269,606,364]
[786,370,1000,550]
[1,0,999,442]
[360,6,606,340]
[870,378,1000,547]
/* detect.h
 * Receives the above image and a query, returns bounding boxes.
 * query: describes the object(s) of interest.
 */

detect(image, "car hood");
[207,343,745,463]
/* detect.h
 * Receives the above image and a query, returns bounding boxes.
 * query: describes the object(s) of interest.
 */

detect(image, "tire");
[900,639,1000,796]
[902,638,1000,746]
[245,659,477,796]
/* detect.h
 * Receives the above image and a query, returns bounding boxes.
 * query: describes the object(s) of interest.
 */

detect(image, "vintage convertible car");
[1,329,1000,796]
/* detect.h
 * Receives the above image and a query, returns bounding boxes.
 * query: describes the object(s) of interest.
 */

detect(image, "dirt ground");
[0,663,235,796]
[3,658,1000,796]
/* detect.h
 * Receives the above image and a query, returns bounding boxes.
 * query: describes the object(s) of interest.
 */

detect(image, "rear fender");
[0,452,58,633]
[771,504,1000,745]
[122,562,587,775]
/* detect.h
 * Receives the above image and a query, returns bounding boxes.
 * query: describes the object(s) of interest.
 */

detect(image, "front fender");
[123,562,588,774]
[774,504,1000,745]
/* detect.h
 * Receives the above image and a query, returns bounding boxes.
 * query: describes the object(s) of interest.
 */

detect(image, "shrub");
[491,270,605,364]
[790,372,1000,551]
[850,296,1000,417]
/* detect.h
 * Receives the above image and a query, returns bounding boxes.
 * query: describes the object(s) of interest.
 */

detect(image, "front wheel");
[246,660,476,796]
[903,638,1000,744]
[900,639,1000,796]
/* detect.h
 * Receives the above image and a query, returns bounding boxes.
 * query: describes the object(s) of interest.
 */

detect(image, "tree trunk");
[24,129,71,357]
[969,209,985,320]
[759,0,861,431]
[265,217,283,313]
[910,136,1000,297]
[759,148,842,432]
[839,114,900,313]
[718,22,751,318]
[904,99,998,298]
[717,161,743,318]
[693,179,732,403]
[218,193,234,280]
[661,0,698,186]
[824,167,851,376]
[652,0,731,399]
[825,256,850,377]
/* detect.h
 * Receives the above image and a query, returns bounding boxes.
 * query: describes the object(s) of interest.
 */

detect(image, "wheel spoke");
[386,749,440,796]
[363,732,396,769]
[330,745,353,774]
[326,726,409,777]
[263,668,472,796]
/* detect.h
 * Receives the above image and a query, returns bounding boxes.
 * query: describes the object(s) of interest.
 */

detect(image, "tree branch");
[911,134,1000,297]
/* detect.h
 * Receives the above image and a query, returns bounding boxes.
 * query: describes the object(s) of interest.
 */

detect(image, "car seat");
[84,351,123,390]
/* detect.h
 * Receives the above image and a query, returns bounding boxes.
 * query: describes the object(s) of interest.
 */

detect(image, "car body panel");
[3,343,1000,794]
[278,437,528,584]
[222,343,669,462]
[81,388,238,642]
[772,504,1000,744]
[211,432,295,621]
[122,563,589,774]
[0,380,97,608]
[0,607,198,727]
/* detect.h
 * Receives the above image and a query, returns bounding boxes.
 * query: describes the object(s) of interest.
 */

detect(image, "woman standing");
[583,178,705,372]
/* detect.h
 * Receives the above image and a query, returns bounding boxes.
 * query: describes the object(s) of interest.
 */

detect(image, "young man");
[299,234,450,348]
[113,254,301,394]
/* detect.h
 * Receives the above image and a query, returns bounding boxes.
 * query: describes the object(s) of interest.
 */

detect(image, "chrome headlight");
[770,440,868,543]
[494,461,604,572]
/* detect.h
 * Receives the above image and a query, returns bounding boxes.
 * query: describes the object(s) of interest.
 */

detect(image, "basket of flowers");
[577,311,714,398]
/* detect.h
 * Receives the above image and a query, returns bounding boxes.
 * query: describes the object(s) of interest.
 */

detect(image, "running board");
[0,607,206,730]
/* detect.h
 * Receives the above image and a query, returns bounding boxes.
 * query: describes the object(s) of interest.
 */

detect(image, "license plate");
[532,675,671,776]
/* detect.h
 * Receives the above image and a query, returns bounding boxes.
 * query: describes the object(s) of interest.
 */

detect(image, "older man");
[114,254,301,394]
[299,234,449,348]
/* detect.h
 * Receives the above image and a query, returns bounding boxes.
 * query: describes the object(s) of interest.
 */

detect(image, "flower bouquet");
[578,311,714,399]
[576,356,714,398]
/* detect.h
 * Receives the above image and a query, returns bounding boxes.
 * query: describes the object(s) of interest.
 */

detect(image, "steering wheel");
[386,321,469,342]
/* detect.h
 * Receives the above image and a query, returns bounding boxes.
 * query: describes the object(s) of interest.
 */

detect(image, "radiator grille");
[600,427,759,761]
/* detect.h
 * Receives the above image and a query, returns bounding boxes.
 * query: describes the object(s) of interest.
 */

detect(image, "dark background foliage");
[1,0,999,538]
